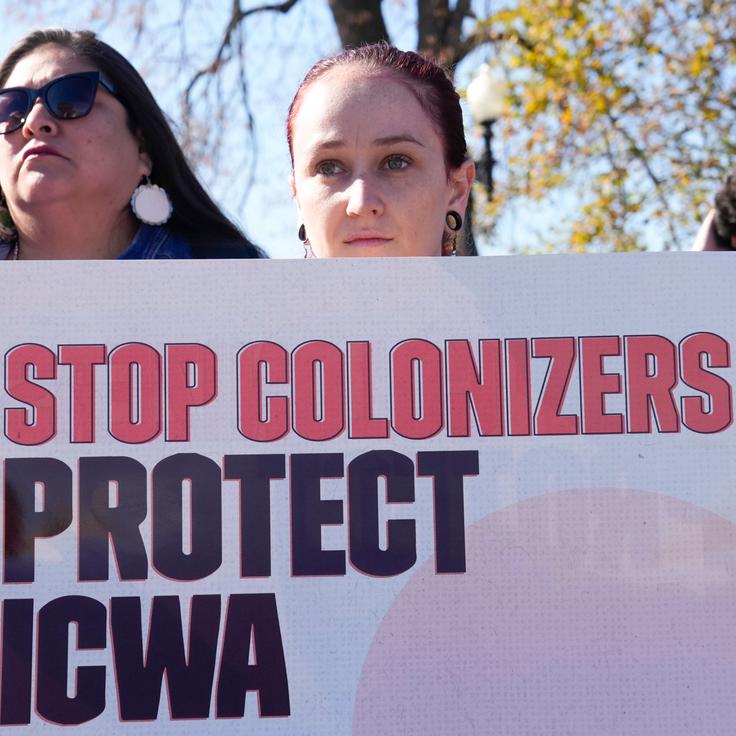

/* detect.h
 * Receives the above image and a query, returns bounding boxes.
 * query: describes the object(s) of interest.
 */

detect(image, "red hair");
[287,42,468,171]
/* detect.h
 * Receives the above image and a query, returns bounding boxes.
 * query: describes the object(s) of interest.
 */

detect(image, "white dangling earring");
[130,177,173,225]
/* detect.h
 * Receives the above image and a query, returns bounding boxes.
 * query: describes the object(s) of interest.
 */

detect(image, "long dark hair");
[0,29,264,258]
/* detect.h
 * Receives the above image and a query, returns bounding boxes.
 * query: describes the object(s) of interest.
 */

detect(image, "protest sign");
[1,254,735,734]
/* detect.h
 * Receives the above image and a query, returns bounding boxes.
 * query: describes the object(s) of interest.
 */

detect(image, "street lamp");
[466,63,507,200]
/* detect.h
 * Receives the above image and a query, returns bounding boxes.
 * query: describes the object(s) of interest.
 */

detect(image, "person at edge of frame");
[692,174,736,252]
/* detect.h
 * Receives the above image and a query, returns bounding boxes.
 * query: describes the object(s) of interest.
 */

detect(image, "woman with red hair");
[287,43,475,258]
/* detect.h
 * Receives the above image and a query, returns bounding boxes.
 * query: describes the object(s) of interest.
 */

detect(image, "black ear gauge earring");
[298,224,314,258]
[445,210,463,231]
[444,210,463,256]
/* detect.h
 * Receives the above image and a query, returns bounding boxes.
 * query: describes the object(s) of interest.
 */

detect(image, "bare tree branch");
[183,0,300,115]
[235,19,257,212]
[605,110,680,250]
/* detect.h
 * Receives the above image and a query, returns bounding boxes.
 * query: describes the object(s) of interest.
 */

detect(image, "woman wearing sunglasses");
[0,29,262,260]
[288,43,475,258]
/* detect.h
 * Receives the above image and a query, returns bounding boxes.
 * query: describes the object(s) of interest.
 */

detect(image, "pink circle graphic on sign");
[352,489,736,735]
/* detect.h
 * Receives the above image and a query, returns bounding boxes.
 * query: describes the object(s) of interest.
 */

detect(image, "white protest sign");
[1,254,735,734]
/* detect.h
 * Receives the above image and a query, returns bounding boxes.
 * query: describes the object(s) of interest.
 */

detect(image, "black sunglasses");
[0,71,118,135]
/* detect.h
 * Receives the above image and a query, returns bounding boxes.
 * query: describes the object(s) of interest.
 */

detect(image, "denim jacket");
[117,225,193,259]
[123,225,263,259]
[1,224,193,260]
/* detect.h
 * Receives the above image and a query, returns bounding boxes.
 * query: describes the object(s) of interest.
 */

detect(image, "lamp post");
[466,64,507,200]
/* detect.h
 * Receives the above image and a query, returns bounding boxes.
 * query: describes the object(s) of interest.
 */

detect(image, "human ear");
[134,129,153,178]
[290,173,303,216]
[289,172,297,201]
[138,149,153,178]
[447,159,475,213]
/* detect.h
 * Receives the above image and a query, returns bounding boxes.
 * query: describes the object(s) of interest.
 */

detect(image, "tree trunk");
[418,0,472,67]
[326,0,388,48]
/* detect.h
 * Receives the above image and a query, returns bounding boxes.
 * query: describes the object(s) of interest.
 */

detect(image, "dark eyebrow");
[372,134,425,147]
[309,133,425,151]
[311,139,344,151]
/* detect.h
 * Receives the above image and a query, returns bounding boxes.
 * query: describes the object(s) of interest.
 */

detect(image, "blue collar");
[117,224,193,259]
